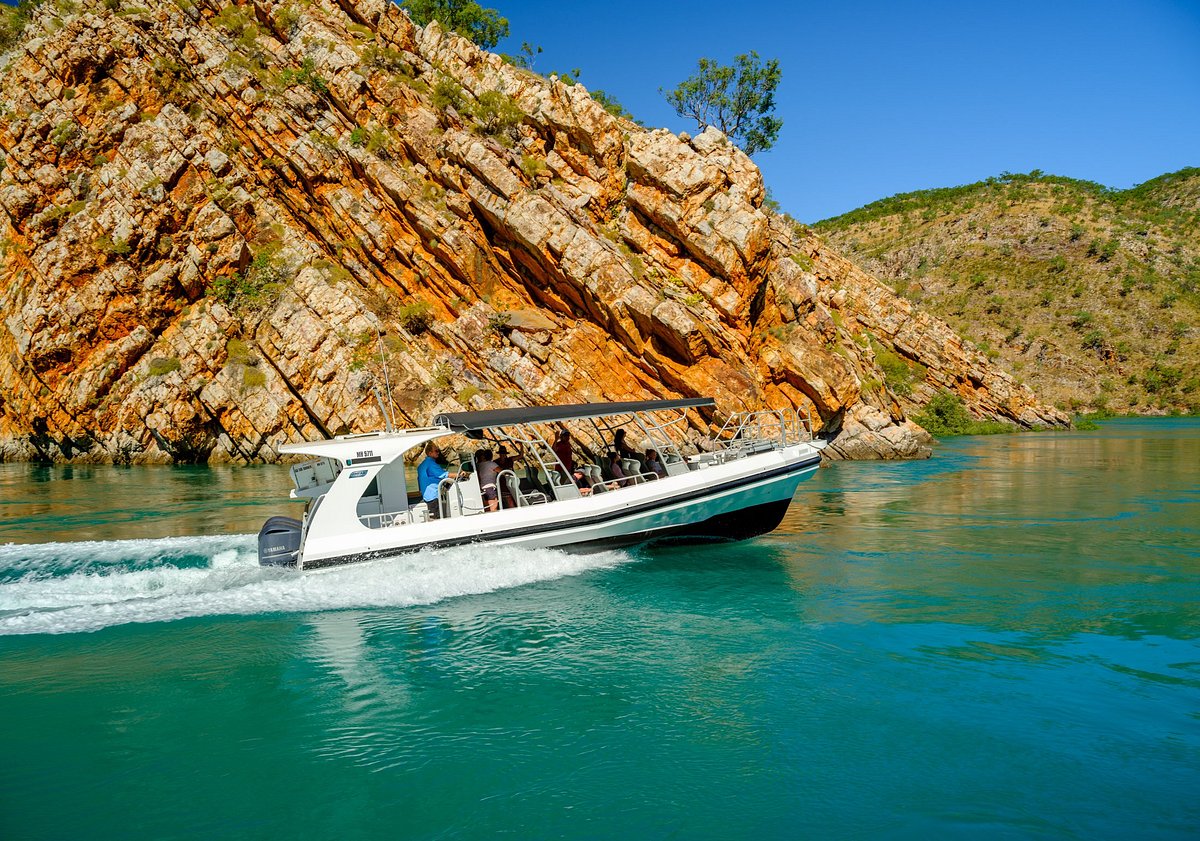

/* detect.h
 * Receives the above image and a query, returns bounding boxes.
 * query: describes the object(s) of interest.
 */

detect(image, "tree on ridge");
[401,0,510,50]
[663,51,783,155]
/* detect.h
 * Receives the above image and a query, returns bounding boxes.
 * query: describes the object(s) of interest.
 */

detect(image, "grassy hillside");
[815,170,1200,415]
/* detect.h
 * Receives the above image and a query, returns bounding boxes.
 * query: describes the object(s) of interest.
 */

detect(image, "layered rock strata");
[0,0,1066,463]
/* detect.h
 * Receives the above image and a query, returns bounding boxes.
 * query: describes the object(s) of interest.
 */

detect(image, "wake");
[0,534,630,636]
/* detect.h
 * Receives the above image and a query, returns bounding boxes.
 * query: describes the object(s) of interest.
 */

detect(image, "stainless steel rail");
[715,408,813,448]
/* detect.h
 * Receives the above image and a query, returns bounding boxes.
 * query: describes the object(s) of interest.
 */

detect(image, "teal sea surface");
[1,419,1197,838]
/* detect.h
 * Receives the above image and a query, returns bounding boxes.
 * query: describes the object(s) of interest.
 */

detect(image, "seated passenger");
[475,448,500,512]
[645,449,666,478]
[605,450,629,487]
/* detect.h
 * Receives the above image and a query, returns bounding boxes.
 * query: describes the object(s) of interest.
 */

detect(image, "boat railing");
[619,468,660,487]
[715,408,812,450]
[578,466,661,493]
[437,475,487,518]
[359,507,431,529]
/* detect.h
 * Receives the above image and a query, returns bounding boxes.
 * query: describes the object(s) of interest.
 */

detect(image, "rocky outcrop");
[0,0,1065,464]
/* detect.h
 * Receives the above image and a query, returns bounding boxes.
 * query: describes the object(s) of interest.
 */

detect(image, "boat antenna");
[371,384,392,433]
[365,314,397,433]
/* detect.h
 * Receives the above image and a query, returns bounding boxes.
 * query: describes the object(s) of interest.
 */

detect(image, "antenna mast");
[373,322,397,433]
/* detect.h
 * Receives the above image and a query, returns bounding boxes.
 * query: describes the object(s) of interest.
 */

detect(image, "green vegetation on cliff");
[401,0,508,50]
[0,0,43,52]
[914,392,1015,437]
[815,169,1200,415]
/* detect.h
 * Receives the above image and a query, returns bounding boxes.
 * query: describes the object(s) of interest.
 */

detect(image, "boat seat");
[621,458,642,483]
[503,471,547,507]
[662,451,689,477]
[502,472,524,507]
[528,467,548,496]
[550,472,581,501]
[582,464,603,487]
[440,475,485,517]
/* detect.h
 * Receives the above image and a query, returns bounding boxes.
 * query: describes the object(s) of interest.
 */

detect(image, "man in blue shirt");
[418,442,454,516]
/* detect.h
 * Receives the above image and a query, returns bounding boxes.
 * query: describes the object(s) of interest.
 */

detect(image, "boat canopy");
[433,398,716,435]
[277,398,717,459]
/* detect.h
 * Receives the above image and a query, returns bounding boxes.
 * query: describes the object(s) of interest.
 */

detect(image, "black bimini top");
[434,398,716,434]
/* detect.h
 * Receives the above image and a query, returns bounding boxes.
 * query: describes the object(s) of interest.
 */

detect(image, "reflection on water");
[0,462,299,544]
[768,420,1200,641]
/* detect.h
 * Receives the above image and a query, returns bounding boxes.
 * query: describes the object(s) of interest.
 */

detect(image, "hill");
[815,170,1200,415]
[0,0,1065,464]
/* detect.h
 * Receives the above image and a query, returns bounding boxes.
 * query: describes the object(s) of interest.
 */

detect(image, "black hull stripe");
[557,498,794,553]
[301,454,820,570]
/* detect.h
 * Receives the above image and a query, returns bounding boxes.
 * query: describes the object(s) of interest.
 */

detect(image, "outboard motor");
[258,516,303,568]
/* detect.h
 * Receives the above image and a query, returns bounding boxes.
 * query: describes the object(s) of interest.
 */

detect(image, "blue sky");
[492,0,1200,221]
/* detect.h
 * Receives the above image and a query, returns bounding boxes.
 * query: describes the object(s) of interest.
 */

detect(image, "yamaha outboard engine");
[258,516,303,568]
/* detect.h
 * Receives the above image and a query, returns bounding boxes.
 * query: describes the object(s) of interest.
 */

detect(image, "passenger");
[552,429,575,473]
[418,442,463,518]
[645,449,666,479]
[495,445,518,508]
[495,444,516,472]
[605,450,629,487]
[475,448,500,512]
[613,428,639,460]
[552,429,591,491]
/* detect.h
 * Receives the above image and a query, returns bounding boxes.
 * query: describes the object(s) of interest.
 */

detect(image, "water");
[0,420,1197,839]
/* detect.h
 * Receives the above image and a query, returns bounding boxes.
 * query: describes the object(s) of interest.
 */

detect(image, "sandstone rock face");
[0,0,1064,464]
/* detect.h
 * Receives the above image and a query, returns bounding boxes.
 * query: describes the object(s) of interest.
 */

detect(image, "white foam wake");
[0,537,631,636]
[0,533,253,575]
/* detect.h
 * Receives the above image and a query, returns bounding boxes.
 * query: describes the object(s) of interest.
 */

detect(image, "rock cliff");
[0,0,1067,464]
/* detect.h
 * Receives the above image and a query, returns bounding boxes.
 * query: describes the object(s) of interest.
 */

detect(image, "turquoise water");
[1,420,1197,838]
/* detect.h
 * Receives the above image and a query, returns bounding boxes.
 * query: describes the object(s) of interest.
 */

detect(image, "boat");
[257,398,825,571]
